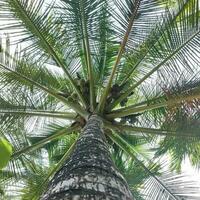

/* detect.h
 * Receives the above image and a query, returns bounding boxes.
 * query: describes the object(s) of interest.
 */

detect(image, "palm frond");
[56,0,114,109]
[98,0,142,112]
[20,139,76,200]
[0,60,88,118]
[111,0,168,50]
[110,0,200,109]
[118,0,191,85]
[109,130,200,199]
[110,142,159,200]
[106,122,200,138]
[0,0,87,106]
[12,125,79,159]
[108,70,200,118]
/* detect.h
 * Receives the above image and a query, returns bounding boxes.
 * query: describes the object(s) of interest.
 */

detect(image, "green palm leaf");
[109,130,200,199]
[111,0,200,109]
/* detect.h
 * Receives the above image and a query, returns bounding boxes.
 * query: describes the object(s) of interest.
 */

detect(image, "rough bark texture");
[41,115,133,200]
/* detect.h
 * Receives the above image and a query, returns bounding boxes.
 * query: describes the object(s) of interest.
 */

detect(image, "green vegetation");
[0,0,200,199]
[0,138,12,169]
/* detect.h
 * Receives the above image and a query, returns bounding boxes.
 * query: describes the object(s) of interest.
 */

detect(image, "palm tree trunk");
[41,115,133,200]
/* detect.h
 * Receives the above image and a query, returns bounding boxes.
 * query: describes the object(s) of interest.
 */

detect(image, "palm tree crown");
[0,0,200,199]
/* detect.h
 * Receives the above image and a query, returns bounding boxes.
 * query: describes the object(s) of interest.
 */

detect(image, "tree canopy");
[0,0,200,199]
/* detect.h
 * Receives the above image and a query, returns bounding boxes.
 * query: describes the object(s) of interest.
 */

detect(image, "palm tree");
[0,0,200,199]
